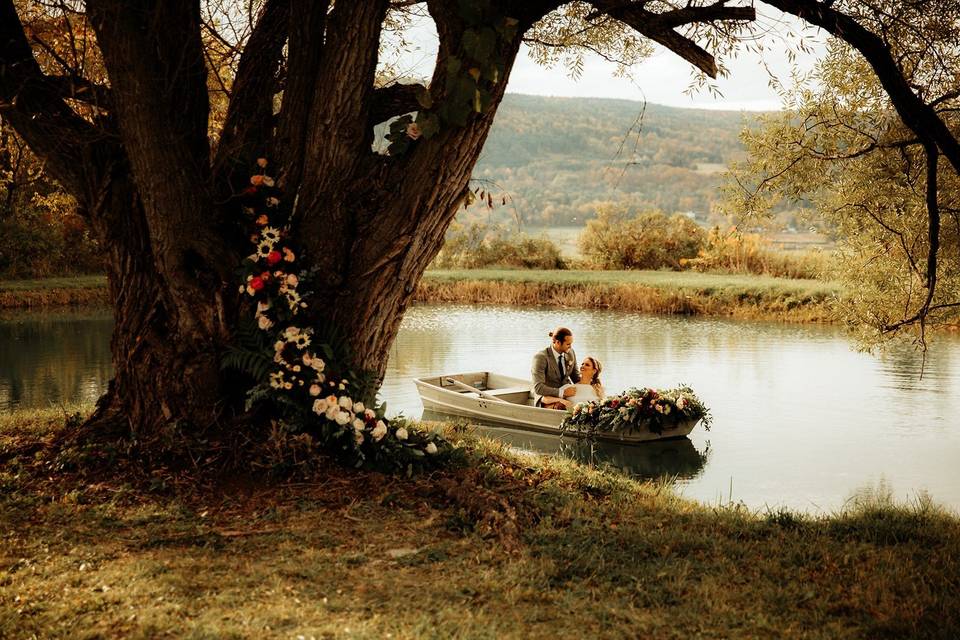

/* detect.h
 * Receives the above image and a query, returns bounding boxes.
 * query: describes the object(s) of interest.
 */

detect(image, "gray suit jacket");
[531,347,580,399]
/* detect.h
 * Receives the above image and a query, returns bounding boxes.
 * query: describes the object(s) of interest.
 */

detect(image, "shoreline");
[2,408,959,638]
[1,271,839,323]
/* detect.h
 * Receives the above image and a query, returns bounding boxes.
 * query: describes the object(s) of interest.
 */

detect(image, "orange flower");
[250,175,265,186]
[255,214,269,226]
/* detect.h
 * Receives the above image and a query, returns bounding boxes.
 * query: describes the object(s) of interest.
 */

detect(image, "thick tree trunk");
[82,170,230,448]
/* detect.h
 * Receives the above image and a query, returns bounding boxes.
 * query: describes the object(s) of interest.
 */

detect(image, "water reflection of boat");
[415,371,700,443]
[422,410,709,480]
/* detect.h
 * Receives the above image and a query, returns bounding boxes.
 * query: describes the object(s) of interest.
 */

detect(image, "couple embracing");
[531,326,605,410]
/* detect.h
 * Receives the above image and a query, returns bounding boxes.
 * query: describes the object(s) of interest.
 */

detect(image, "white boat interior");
[413,371,699,443]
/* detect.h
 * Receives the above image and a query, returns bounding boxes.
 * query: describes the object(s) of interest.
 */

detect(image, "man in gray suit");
[531,327,580,408]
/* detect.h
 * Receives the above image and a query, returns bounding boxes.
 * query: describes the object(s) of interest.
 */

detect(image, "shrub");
[432,222,566,269]
[681,227,835,280]
[579,208,706,270]
[0,197,102,279]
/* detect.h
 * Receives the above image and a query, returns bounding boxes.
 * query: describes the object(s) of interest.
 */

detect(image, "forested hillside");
[469,94,764,226]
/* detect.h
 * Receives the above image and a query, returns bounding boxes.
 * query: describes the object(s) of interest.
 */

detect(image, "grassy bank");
[419,269,841,322]
[0,271,840,323]
[2,409,959,639]
[0,275,109,309]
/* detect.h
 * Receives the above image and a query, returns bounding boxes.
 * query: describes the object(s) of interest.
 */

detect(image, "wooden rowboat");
[414,371,700,444]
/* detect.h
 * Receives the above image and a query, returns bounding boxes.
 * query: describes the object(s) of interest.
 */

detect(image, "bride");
[542,357,604,410]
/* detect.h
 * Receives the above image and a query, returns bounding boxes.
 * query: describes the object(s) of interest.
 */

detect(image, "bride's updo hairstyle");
[549,327,572,344]
[584,356,605,399]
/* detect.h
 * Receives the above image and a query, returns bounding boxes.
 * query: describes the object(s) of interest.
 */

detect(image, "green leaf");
[463,27,496,63]
[416,112,441,139]
[446,56,462,77]
[416,87,433,109]
[498,16,519,41]
[457,0,486,25]
[387,137,411,156]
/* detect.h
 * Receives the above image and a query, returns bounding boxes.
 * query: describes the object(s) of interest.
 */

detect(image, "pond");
[2,304,959,514]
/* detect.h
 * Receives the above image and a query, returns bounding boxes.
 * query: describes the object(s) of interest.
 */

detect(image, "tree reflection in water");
[422,410,709,480]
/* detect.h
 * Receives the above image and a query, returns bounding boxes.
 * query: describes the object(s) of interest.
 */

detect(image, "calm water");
[2,305,959,514]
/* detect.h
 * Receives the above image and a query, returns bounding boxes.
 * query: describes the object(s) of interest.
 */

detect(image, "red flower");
[249,276,265,291]
[241,186,257,196]
[266,250,282,266]
[260,271,271,281]
[609,399,620,408]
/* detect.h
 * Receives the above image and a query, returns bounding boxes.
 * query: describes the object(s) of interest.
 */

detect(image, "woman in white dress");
[541,357,604,410]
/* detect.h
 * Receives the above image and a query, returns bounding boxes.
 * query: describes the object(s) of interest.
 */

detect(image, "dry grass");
[418,271,838,323]
[0,276,109,309]
[2,410,959,639]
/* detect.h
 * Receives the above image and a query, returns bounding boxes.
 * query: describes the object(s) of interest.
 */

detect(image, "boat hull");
[414,372,699,444]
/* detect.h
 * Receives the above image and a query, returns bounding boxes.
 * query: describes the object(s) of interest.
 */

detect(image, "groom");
[531,326,580,407]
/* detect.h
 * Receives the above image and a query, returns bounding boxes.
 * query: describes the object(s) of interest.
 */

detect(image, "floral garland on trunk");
[230,159,451,472]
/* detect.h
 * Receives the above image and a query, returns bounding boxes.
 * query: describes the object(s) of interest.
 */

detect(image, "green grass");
[0,275,107,291]
[2,409,959,639]
[423,268,841,296]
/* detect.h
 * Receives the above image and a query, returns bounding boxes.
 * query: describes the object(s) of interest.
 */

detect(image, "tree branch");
[274,0,329,195]
[214,0,289,180]
[0,0,103,196]
[369,82,427,126]
[760,0,960,175]
[587,0,756,78]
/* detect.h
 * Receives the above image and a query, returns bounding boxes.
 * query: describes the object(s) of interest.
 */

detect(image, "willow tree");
[726,0,960,347]
[0,0,756,447]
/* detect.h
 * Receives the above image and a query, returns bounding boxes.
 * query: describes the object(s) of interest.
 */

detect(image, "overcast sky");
[389,8,827,111]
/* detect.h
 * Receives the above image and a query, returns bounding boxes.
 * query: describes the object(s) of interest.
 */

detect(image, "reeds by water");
[415,278,837,323]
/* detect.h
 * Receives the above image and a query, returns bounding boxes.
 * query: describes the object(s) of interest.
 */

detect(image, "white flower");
[283,326,301,340]
[338,396,353,411]
[676,396,687,410]
[309,384,322,397]
[286,291,302,310]
[395,427,408,441]
[371,420,387,442]
[266,196,280,207]
[256,300,271,316]
[312,398,328,415]
[256,157,268,168]
[364,409,376,420]
[354,402,365,414]
[285,273,299,287]
[335,411,351,426]
[263,176,275,187]
[261,227,281,244]
[425,442,438,455]
[352,418,364,432]
[256,240,273,257]
[258,315,274,330]
[269,371,285,389]
[293,333,311,349]
[325,405,339,421]
[354,431,364,446]
[310,358,325,373]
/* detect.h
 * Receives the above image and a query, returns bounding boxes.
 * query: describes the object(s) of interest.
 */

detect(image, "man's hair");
[549,327,572,344]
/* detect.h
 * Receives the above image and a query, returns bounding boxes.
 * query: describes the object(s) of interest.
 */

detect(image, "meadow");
[2,408,958,639]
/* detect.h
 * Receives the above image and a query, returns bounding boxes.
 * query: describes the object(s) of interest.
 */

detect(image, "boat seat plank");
[486,385,532,397]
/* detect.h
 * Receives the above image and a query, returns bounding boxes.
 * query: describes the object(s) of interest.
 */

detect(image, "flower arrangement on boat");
[561,386,711,437]
[228,158,450,471]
